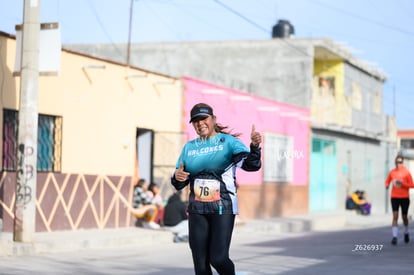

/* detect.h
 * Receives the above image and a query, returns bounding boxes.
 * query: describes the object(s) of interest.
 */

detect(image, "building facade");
[0,31,183,232]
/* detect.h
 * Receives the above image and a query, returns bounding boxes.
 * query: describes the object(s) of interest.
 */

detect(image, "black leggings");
[391,198,410,215]
[188,213,235,275]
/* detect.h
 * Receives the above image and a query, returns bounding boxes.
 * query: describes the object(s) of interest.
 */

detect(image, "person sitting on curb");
[163,190,189,243]
[147,182,165,225]
[132,178,160,230]
[351,190,371,215]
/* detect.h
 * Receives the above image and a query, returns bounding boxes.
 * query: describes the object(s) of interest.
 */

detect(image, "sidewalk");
[0,211,390,257]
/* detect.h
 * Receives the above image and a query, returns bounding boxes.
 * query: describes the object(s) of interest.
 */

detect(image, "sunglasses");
[396,161,403,164]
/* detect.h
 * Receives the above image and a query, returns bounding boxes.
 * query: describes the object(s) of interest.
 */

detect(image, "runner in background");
[385,155,414,245]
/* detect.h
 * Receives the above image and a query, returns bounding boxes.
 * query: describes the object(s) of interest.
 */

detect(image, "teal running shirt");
[174,132,256,215]
[176,133,249,175]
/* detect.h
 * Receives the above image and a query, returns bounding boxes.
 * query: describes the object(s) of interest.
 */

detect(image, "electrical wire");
[167,1,247,38]
[86,0,124,57]
[212,0,268,33]
[311,0,414,37]
[139,0,184,41]
[394,0,414,20]
[212,0,311,57]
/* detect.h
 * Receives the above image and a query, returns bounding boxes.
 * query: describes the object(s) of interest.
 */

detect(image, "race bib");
[194,179,220,202]
[393,179,403,188]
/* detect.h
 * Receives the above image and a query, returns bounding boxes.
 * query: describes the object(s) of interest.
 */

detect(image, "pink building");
[182,77,311,218]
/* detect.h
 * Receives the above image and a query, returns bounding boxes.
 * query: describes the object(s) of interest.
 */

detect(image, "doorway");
[136,128,154,184]
[310,138,337,212]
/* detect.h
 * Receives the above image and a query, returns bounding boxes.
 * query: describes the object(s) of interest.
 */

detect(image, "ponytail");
[214,123,241,138]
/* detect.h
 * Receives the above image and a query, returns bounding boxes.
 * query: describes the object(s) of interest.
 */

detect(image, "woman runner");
[171,103,262,275]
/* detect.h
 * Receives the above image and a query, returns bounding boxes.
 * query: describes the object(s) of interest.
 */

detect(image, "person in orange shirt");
[385,155,414,245]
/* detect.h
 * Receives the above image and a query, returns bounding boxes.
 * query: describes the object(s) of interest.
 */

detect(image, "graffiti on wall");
[16,143,34,206]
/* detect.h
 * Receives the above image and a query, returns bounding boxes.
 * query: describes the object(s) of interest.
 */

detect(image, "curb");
[1,227,173,257]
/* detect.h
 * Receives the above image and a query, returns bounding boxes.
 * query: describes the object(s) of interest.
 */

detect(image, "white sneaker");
[142,221,160,229]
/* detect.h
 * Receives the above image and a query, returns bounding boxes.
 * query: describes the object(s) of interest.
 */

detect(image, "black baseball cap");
[189,103,214,123]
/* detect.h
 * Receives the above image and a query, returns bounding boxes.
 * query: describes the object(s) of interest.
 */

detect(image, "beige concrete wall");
[0,34,183,176]
[0,35,20,165]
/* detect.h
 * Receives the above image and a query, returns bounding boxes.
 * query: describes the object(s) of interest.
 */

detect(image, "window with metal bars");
[401,139,414,150]
[2,109,62,172]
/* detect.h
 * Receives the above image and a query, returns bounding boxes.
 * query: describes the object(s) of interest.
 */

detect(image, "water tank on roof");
[272,20,295,38]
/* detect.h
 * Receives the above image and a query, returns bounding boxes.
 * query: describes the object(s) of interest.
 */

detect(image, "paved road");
[0,224,412,275]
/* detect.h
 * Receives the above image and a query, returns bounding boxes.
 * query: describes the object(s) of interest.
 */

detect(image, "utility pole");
[126,0,134,66]
[14,0,40,242]
[393,85,396,118]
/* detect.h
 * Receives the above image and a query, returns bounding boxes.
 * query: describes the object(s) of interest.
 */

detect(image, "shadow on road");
[238,226,413,275]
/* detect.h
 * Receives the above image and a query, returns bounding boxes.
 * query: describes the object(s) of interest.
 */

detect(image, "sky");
[1,0,413,129]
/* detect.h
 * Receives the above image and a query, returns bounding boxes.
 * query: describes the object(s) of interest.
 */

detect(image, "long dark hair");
[395,155,404,168]
[137,178,146,187]
[214,124,241,138]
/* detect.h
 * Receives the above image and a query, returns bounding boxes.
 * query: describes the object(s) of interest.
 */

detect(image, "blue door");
[310,138,337,212]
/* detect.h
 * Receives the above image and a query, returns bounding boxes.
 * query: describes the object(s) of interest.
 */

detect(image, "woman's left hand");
[251,124,262,147]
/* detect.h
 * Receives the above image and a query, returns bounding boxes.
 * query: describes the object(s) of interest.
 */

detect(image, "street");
[0,223,412,275]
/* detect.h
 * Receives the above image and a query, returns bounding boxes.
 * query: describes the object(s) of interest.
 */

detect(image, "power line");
[212,0,311,57]
[394,0,414,21]
[312,0,414,37]
[212,0,268,34]
[140,0,183,40]
[86,0,124,57]
[167,0,247,38]
[127,0,134,66]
